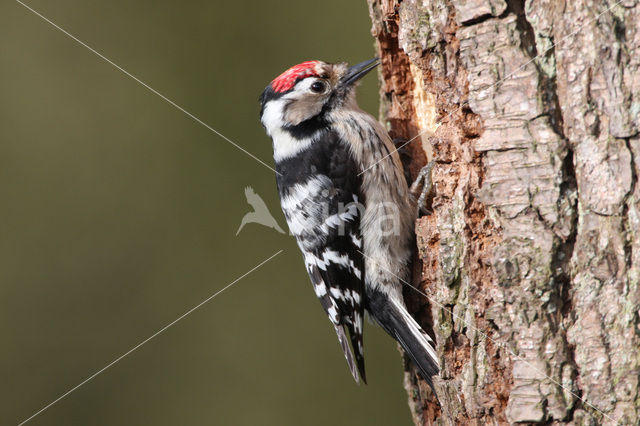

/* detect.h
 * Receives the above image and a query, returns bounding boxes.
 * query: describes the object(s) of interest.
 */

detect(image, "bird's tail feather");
[333,323,362,384]
[367,289,439,389]
[344,320,367,384]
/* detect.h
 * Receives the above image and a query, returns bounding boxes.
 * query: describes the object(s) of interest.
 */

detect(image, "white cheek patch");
[262,96,323,162]
[261,99,285,135]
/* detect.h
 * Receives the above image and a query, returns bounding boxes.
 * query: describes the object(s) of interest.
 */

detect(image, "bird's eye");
[310,81,327,93]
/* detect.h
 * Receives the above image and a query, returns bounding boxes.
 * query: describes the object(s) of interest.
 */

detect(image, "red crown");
[271,61,319,93]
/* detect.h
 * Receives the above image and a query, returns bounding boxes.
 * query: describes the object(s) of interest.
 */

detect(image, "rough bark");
[366,0,640,424]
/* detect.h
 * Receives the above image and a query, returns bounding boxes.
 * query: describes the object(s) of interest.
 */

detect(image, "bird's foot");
[410,161,435,216]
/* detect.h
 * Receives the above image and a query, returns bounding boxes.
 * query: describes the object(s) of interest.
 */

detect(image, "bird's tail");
[367,288,439,389]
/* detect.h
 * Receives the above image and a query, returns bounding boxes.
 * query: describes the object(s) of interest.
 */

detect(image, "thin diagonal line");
[15,0,280,176]
[17,250,284,426]
[358,0,625,176]
[357,250,620,424]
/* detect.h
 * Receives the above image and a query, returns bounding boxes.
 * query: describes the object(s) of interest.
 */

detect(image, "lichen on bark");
[367,0,640,424]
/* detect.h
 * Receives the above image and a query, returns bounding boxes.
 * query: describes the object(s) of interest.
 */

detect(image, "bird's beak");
[340,58,380,87]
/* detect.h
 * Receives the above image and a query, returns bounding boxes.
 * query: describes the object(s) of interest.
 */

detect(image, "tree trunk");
[366,0,640,424]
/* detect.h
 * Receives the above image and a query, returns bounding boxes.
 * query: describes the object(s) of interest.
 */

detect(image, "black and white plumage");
[259,59,439,388]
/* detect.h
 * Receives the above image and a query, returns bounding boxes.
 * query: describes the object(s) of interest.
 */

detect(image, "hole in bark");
[622,138,638,271]
[460,13,493,26]
[554,148,578,318]
[506,0,538,58]
[613,15,626,41]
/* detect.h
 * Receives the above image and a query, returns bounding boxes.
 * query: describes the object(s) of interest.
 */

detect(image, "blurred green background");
[0,1,412,424]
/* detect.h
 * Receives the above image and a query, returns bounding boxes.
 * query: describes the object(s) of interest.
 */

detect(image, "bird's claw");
[410,161,435,216]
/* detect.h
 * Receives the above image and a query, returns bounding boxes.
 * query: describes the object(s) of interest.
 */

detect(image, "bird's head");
[259,58,378,134]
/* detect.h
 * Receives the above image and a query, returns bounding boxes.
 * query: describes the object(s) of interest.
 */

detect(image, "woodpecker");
[259,59,439,388]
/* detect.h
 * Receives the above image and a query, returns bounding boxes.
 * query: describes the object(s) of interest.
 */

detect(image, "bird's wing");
[305,195,366,384]
[279,134,366,383]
